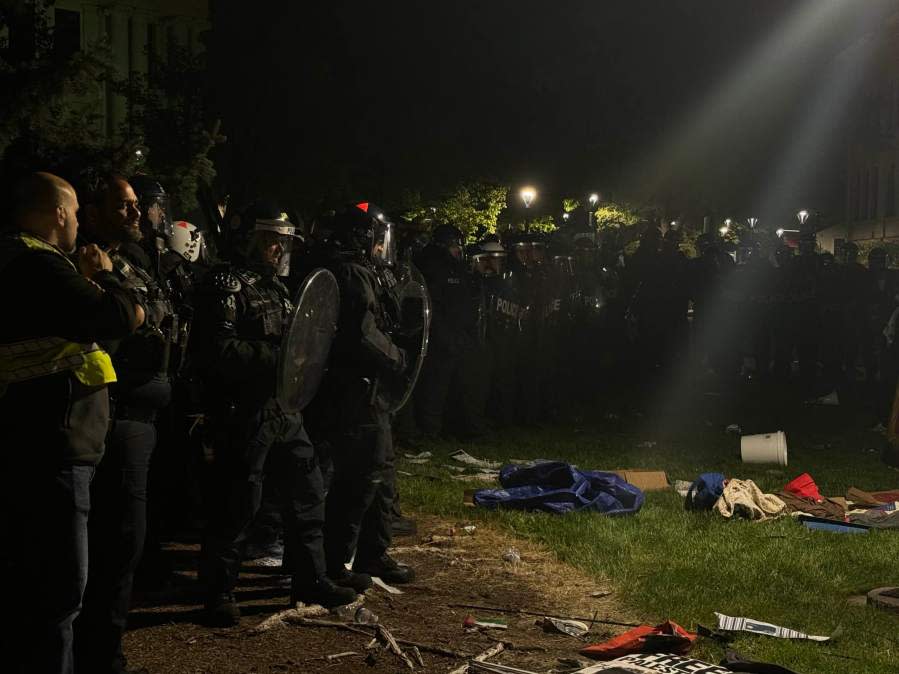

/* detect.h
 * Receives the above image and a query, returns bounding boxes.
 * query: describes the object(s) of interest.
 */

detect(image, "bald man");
[0,172,143,674]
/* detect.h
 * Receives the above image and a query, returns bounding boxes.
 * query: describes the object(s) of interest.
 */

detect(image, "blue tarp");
[473,461,644,515]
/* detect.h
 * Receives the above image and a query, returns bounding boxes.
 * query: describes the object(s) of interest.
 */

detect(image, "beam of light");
[520,186,536,208]
[638,0,892,436]
[626,0,871,203]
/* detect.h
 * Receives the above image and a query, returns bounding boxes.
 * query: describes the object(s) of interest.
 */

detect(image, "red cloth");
[784,473,822,502]
[580,620,697,659]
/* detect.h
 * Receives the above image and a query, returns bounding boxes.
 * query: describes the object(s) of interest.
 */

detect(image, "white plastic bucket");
[740,431,788,466]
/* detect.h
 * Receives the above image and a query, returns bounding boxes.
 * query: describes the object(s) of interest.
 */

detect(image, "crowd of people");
[2,170,897,674]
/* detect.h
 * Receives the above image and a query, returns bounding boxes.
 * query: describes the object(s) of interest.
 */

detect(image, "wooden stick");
[410,646,425,667]
[326,651,359,661]
[446,603,640,628]
[376,623,415,670]
[448,642,505,674]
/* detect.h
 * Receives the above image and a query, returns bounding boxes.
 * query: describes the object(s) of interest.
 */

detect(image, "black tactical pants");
[76,418,156,674]
[200,399,326,597]
[414,350,462,435]
[323,411,395,571]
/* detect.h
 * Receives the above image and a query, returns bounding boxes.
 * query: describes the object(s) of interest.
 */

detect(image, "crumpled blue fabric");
[473,461,644,515]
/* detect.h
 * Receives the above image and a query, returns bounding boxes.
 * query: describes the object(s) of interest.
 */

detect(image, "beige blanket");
[716,479,786,521]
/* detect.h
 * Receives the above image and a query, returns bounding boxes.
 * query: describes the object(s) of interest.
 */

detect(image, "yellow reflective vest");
[0,233,117,392]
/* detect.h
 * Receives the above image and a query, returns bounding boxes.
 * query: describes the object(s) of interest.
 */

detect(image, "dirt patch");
[125,514,637,673]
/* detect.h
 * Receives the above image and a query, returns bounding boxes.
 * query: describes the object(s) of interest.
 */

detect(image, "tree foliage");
[434,182,509,241]
[562,197,580,213]
[593,200,642,230]
[0,1,220,215]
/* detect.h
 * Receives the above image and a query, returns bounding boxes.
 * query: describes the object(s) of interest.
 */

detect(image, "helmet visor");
[140,194,173,237]
[373,219,396,267]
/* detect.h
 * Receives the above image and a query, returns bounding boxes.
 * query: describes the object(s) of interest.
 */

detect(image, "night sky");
[209,0,896,225]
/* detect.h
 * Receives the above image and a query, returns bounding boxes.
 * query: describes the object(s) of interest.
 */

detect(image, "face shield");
[140,193,173,238]
[168,220,203,262]
[372,216,397,267]
[253,216,302,276]
[531,243,547,266]
[473,252,507,277]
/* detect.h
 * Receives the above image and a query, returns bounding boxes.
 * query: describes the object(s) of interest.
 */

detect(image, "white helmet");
[168,220,203,262]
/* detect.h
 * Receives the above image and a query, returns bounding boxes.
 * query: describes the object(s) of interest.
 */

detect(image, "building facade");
[819,12,899,253]
[49,0,209,140]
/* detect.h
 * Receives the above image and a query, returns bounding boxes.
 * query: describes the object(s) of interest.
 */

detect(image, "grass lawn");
[398,387,899,673]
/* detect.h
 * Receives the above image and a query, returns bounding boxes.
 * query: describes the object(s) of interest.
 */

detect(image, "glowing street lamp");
[776,228,785,237]
[587,193,599,230]
[562,212,570,222]
[797,210,809,226]
[747,217,759,229]
[719,225,730,236]
[588,193,599,207]
[520,186,537,209]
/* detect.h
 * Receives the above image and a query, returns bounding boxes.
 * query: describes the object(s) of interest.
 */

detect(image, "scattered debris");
[540,616,590,637]
[740,430,788,466]
[410,646,425,667]
[251,597,364,633]
[372,575,404,594]
[444,464,467,473]
[453,472,501,482]
[589,591,612,599]
[325,651,359,662]
[502,548,521,564]
[375,623,416,670]
[715,479,786,521]
[684,473,725,512]
[714,612,832,641]
[580,621,698,658]
[463,615,509,631]
[397,470,414,477]
[723,649,801,674]
[611,470,669,492]
[407,458,431,465]
[726,424,742,435]
[404,451,432,460]
[799,515,869,534]
[672,480,692,498]
[449,642,506,674]
[462,525,477,535]
[636,441,657,448]
[354,606,379,625]
[447,603,641,629]
[451,449,502,470]
[574,653,731,673]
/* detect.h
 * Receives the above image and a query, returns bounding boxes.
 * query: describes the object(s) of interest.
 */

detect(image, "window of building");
[888,164,897,218]
[872,166,880,220]
[53,8,80,57]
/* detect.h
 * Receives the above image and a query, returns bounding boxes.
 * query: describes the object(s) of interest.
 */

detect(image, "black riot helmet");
[331,202,397,267]
[130,175,173,238]
[239,199,303,276]
[431,224,465,260]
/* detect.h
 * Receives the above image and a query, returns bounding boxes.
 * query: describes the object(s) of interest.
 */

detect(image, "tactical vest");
[0,233,117,394]
[233,268,293,341]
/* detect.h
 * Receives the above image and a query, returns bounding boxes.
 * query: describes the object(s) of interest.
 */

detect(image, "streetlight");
[520,186,536,209]
[587,193,599,231]
[797,210,809,226]
[776,228,785,237]
[562,212,570,222]
[747,217,759,229]
[719,225,730,236]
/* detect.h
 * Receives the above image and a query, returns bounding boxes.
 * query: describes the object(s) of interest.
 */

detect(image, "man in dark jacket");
[0,172,143,674]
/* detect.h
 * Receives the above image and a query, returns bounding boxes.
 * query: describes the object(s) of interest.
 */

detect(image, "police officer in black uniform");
[413,224,477,437]
[72,173,176,674]
[193,201,356,627]
[311,202,415,585]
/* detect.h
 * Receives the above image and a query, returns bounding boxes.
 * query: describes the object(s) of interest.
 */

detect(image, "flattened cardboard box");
[612,470,669,492]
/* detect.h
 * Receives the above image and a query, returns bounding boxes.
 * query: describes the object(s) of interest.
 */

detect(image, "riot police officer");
[413,224,477,437]
[193,201,356,627]
[73,173,177,674]
[311,202,416,585]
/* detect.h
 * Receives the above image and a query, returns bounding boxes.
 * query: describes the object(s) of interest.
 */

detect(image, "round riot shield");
[276,268,340,411]
[384,264,431,414]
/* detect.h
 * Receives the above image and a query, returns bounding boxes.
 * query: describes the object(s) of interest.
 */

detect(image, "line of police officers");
[0,173,417,674]
[3,170,897,674]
